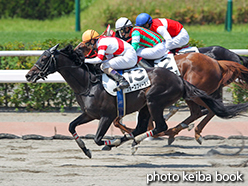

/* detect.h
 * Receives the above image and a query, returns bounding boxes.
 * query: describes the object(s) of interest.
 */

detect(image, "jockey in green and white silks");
[130,26,167,59]
[115,17,167,60]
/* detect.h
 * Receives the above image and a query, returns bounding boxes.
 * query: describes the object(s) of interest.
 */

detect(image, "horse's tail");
[217,60,248,87]
[181,78,248,119]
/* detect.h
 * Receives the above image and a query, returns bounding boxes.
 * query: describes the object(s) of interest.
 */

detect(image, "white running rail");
[0,49,247,83]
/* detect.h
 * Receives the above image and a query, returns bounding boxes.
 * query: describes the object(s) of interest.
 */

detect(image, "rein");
[37,48,99,96]
[58,50,100,96]
[85,48,97,58]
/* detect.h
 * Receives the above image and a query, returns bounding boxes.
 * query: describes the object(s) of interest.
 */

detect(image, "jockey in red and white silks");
[82,29,137,91]
[135,13,189,51]
[84,36,137,70]
[150,18,189,50]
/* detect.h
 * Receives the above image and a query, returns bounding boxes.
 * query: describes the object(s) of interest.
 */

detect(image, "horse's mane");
[59,45,85,65]
[59,44,102,75]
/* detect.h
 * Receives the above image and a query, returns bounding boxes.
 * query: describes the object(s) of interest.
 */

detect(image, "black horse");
[198,46,248,67]
[26,44,248,158]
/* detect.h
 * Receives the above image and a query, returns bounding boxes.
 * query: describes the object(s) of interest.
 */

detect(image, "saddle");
[139,54,181,76]
[102,66,151,117]
[171,46,200,55]
[102,66,151,96]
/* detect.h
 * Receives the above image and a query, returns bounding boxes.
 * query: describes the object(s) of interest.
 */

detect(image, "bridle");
[34,50,57,80]
[35,48,83,80]
[34,45,98,96]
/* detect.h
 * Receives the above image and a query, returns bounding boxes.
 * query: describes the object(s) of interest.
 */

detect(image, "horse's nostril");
[25,74,31,80]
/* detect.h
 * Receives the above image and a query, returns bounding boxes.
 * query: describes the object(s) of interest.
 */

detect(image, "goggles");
[85,39,97,48]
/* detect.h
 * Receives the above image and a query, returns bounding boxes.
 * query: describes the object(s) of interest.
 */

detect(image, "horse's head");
[26,44,86,83]
[26,44,60,83]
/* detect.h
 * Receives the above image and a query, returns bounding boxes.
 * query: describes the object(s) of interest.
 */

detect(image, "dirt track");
[0,137,248,186]
[0,109,248,185]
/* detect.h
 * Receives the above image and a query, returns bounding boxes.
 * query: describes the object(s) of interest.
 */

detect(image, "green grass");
[186,24,248,48]
[0,0,247,49]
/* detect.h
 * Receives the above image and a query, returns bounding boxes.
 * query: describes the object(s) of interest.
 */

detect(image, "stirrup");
[113,81,129,92]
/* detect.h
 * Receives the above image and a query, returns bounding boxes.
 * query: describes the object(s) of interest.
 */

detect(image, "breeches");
[101,48,137,70]
[166,28,189,50]
[136,42,167,60]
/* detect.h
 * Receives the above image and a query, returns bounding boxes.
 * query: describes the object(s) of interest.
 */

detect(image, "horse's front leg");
[68,112,94,158]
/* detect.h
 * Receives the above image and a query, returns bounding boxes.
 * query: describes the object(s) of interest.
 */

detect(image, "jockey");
[82,29,137,91]
[135,13,189,51]
[115,17,167,60]
[115,17,133,43]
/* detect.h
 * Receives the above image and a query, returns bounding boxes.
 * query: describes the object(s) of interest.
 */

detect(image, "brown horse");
[163,53,248,144]
[79,44,248,146]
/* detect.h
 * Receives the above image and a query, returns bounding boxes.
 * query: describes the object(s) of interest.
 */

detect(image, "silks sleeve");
[131,30,141,51]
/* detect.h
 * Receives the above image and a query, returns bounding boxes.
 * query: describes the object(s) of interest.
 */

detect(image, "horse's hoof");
[132,139,138,147]
[196,136,203,145]
[168,137,175,145]
[188,123,194,131]
[84,149,92,159]
[131,146,138,155]
[102,145,112,151]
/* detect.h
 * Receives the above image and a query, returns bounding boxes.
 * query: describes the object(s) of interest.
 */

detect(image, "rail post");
[225,0,233,32]
[75,0,81,32]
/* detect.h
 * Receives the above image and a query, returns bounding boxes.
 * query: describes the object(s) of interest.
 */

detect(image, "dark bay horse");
[25,44,248,158]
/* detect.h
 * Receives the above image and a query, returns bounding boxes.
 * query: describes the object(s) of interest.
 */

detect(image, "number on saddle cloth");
[102,67,151,96]
[102,67,151,117]
[154,54,181,76]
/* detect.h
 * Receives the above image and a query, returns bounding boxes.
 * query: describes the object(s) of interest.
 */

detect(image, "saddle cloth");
[177,46,199,54]
[153,53,181,76]
[102,67,151,96]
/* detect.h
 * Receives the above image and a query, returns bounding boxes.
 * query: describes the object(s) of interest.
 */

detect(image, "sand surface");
[0,138,248,186]
[0,108,248,185]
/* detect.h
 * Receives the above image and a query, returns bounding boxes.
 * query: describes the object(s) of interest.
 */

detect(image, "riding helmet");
[82,29,100,43]
[115,17,133,31]
[135,13,153,26]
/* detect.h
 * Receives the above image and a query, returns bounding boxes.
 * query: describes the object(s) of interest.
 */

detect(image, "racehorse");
[164,53,248,143]
[77,43,248,146]
[25,44,248,158]
[172,45,248,68]
[198,46,248,68]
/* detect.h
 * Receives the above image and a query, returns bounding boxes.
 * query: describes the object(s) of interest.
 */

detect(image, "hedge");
[0,38,247,111]
[0,38,81,111]
[103,4,248,27]
[0,0,74,20]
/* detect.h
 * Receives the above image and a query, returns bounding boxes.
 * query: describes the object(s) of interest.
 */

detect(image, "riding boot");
[108,69,130,92]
